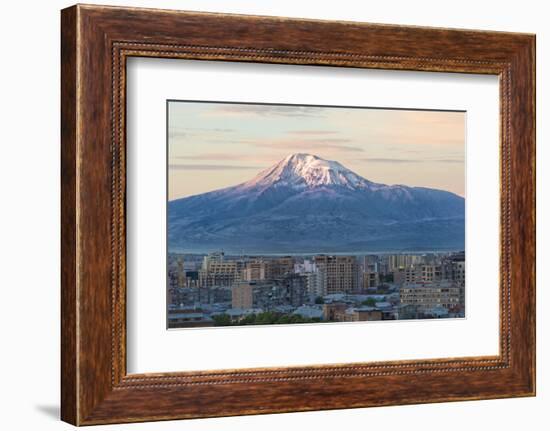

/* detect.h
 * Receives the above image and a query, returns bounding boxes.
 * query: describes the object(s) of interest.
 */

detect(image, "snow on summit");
[243,153,372,190]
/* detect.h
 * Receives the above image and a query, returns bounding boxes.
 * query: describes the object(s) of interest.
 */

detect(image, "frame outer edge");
[526,35,536,395]
[503,34,536,396]
[61,4,80,426]
[531,34,536,396]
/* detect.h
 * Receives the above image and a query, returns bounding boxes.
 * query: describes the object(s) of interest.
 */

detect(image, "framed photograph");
[61,4,536,425]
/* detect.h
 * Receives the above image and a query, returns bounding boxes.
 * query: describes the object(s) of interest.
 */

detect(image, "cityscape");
[167,251,465,328]
[167,101,466,329]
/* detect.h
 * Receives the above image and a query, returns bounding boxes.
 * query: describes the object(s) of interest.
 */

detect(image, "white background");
[127,59,499,373]
[0,0,547,430]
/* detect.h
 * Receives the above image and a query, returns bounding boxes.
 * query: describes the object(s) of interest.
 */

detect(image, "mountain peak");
[243,153,372,191]
[283,152,321,163]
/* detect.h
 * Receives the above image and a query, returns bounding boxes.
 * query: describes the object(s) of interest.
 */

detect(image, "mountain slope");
[168,153,465,253]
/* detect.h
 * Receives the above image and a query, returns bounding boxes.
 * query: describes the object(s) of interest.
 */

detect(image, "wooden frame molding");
[61,4,535,426]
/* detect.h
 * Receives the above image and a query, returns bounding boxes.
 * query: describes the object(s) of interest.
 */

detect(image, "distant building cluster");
[167,251,466,328]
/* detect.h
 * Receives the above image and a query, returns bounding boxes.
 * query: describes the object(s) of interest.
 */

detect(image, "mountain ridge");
[168,153,465,253]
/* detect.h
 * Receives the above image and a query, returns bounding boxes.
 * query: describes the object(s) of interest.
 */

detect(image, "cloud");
[169,127,236,139]
[204,104,326,118]
[286,130,339,136]
[169,164,261,171]
[174,153,277,162]
[328,109,465,147]
[433,159,464,163]
[364,158,423,164]
[168,131,188,139]
[361,157,463,164]
[186,127,236,133]
[248,138,364,153]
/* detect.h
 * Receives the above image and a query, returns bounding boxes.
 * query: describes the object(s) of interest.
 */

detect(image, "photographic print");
[167,101,466,329]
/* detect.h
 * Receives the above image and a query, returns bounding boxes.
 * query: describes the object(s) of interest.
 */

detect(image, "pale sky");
[168,101,465,200]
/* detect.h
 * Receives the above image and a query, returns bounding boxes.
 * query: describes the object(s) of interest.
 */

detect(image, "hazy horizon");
[168,101,465,200]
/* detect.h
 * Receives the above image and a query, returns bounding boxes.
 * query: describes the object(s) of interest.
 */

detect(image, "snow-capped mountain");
[168,153,465,253]
[241,153,373,191]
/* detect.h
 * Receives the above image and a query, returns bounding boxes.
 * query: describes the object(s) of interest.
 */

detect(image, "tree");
[212,314,231,326]
[362,298,377,307]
